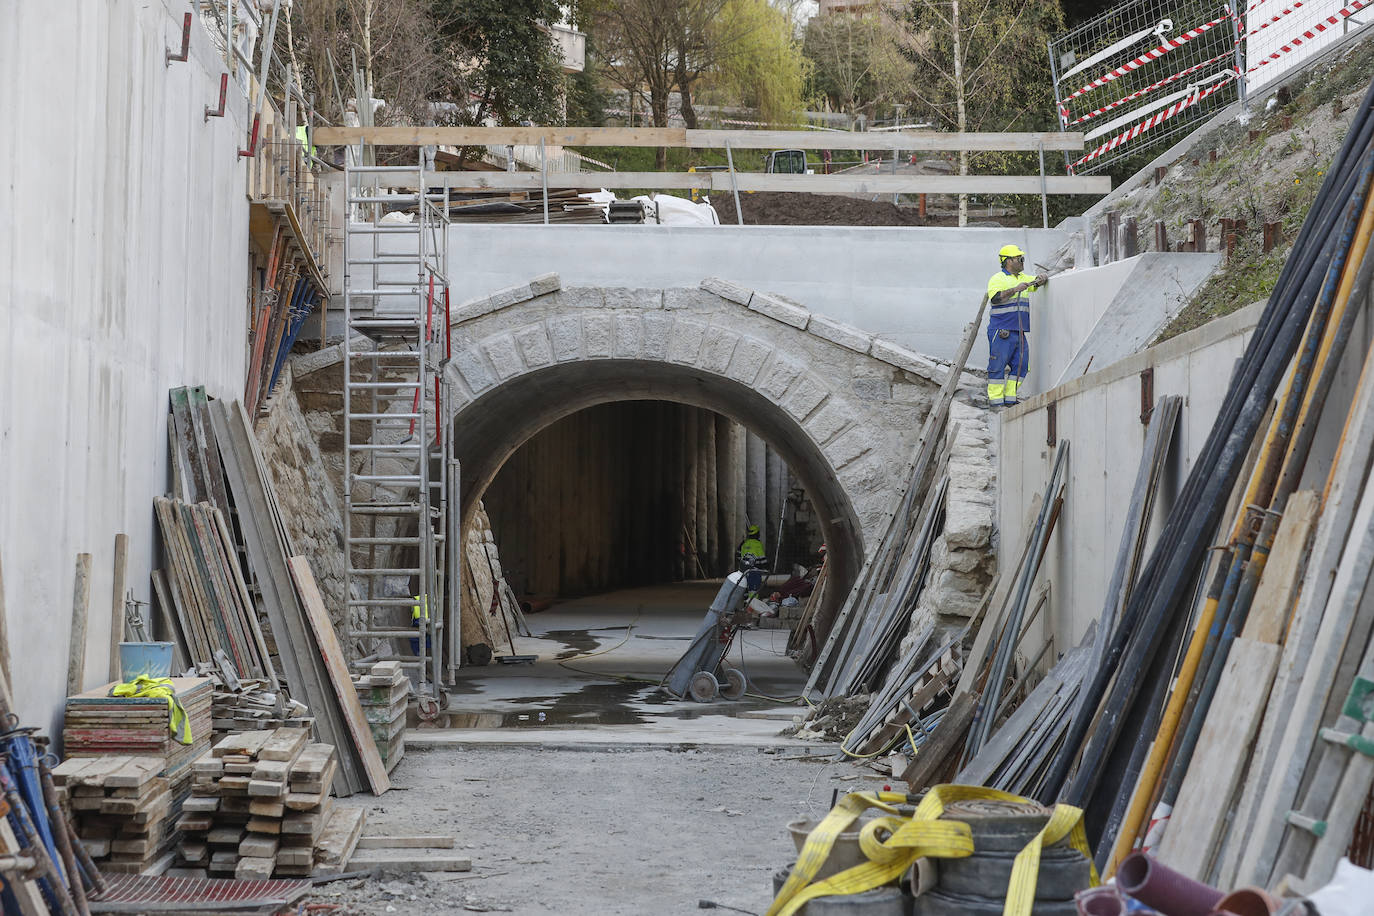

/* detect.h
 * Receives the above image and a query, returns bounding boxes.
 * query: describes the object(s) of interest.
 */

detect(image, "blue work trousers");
[988,328,1029,404]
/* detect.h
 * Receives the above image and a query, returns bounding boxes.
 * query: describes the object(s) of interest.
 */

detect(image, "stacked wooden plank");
[353,661,408,772]
[53,756,175,874]
[209,675,313,736]
[63,678,213,783]
[154,496,275,682]
[178,728,363,878]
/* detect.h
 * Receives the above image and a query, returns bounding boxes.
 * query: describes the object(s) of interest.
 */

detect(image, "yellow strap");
[769,785,1099,916]
[111,676,193,745]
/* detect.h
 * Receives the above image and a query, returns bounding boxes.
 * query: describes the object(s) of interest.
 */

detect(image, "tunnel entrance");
[483,401,824,600]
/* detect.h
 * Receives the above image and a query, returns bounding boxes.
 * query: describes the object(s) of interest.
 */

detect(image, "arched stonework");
[444,274,957,604]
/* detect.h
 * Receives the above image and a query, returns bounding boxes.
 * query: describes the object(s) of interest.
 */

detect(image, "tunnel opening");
[483,401,825,601]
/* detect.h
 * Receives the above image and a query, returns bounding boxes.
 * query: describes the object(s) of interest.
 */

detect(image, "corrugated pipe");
[1117,852,1223,916]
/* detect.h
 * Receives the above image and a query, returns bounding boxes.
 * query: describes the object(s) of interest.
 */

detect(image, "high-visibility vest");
[739,537,765,560]
[411,595,429,622]
[987,269,1042,332]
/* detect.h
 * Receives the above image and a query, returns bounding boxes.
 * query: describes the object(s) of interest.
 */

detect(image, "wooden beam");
[109,533,129,682]
[420,170,1110,195]
[313,125,1085,151]
[68,553,92,696]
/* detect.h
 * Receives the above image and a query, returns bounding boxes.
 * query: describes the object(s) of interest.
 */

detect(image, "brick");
[700,277,753,306]
[668,320,708,364]
[851,375,892,400]
[529,272,561,296]
[604,288,663,310]
[482,334,523,380]
[549,315,582,362]
[749,292,810,330]
[582,313,613,357]
[453,348,494,394]
[824,426,880,469]
[642,314,673,360]
[725,338,771,385]
[558,287,605,309]
[809,315,873,354]
[513,325,554,367]
[804,400,851,444]
[871,339,942,379]
[757,359,802,400]
[781,376,828,420]
[698,330,740,374]
[614,314,643,358]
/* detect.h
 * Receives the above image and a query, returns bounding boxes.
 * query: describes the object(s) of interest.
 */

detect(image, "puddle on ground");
[538,627,622,659]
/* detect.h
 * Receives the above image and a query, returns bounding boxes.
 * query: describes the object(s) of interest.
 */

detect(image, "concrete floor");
[421,582,813,747]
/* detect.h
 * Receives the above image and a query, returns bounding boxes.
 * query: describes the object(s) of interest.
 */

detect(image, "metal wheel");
[688,671,720,702]
[417,694,441,721]
[720,667,748,700]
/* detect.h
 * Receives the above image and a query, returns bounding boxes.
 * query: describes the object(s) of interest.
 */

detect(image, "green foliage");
[1154,237,1286,342]
[803,12,915,118]
[431,0,566,125]
[899,0,1065,133]
[708,0,811,127]
[566,46,612,127]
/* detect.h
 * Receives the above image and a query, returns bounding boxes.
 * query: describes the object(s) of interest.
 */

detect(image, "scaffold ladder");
[342,154,454,704]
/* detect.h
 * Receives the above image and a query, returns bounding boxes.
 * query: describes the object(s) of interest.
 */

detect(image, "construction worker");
[737,525,767,595]
[410,594,430,656]
[986,245,1049,407]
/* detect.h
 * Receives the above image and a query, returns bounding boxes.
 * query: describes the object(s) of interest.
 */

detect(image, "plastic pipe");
[1049,104,1374,812]
[1117,852,1223,916]
[1076,886,1126,916]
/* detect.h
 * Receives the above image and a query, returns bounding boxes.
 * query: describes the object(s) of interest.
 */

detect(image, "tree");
[707,0,810,128]
[803,11,914,121]
[896,0,1065,224]
[588,0,810,164]
[432,0,568,127]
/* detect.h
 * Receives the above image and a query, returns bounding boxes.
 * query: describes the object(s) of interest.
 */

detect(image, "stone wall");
[254,363,349,632]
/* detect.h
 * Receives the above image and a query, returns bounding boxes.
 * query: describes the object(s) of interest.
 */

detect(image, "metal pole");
[1047,39,1072,172]
[1039,141,1050,229]
[540,138,550,225]
[1230,0,1248,102]
[725,140,744,226]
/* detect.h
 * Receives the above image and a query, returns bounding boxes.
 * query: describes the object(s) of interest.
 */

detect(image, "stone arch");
[444,274,949,613]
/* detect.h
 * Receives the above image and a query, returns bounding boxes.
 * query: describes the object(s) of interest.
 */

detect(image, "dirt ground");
[307,745,893,915]
[710,190,959,227]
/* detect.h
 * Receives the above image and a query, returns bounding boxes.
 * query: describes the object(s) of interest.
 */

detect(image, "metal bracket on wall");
[1140,368,1155,424]
[1047,402,1057,448]
[166,12,192,66]
[205,73,228,120]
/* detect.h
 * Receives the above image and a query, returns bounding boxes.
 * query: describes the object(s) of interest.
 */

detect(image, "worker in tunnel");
[986,244,1049,407]
[737,524,767,597]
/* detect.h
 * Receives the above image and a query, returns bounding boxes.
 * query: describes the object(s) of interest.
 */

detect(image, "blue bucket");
[118,642,175,682]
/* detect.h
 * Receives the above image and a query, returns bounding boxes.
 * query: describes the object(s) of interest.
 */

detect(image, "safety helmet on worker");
[746,524,760,537]
[999,244,1026,261]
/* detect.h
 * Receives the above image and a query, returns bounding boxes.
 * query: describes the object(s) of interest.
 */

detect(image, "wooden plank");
[0,551,11,707]
[901,691,978,791]
[312,125,1084,151]
[210,400,365,797]
[289,556,391,795]
[1242,491,1319,644]
[258,727,309,762]
[68,553,93,695]
[1158,638,1281,879]
[346,851,472,873]
[417,169,1110,195]
[109,532,129,682]
[314,806,366,868]
[150,569,189,673]
[357,835,455,850]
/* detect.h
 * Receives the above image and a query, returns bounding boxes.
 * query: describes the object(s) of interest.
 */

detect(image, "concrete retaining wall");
[441,225,1070,366]
[0,1,252,729]
[998,298,1372,654]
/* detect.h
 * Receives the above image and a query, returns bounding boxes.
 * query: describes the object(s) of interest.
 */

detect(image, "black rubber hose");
[1038,81,1374,804]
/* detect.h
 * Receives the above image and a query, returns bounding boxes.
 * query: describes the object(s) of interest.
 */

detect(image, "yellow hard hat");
[999,244,1026,260]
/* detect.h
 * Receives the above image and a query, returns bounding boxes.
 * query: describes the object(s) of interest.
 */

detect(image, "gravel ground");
[303,744,894,916]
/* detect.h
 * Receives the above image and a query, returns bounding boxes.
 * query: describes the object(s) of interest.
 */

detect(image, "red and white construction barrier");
[1071,74,1237,171]
[1248,1,1308,35]
[1247,0,1371,73]
[1068,51,1236,125]
[1061,11,1236,107]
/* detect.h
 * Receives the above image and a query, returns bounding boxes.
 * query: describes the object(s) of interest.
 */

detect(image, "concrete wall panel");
[0,1,250,729]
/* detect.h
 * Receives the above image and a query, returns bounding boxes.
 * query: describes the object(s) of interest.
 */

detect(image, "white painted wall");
[0,1,251,731]
[443,224,1070,366]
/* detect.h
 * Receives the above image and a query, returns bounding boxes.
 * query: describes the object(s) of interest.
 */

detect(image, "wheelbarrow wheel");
[720,666,748,700]
[689,671,720,702]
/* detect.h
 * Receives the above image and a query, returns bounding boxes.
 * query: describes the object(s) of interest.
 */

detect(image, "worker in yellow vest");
[411,594,430,655]
[737,525,767,596]
[985,245,1049,407]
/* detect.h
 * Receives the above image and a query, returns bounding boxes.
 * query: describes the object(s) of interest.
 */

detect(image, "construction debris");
[53,756,175,875]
